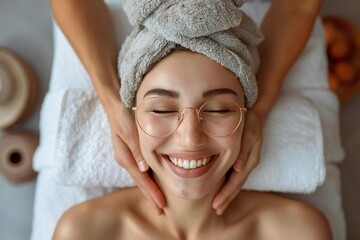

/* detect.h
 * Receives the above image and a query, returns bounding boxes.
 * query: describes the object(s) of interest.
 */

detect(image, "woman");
[50,0,323,216]
[53,47,331,240]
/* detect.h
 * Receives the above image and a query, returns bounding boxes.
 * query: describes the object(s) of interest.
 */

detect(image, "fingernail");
[157,208,164,216]
[212,199,222,211]
[234,160,243,172]
[156,199,165,209]
[138,160,148,172]
[215,208,224,216]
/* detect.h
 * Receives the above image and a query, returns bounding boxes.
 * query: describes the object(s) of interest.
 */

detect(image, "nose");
[174,108,207,147]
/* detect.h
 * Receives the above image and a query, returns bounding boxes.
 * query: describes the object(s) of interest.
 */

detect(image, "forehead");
[136,49,245,102]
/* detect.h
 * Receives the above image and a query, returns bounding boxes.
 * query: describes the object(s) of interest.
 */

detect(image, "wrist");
[97,85,122,111]
[251,94,277,123]
[90,70,122,108]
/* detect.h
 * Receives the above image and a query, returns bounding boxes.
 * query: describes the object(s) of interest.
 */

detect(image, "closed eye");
[153,110,178,114]
[203,109,231,113]
[202,109,232,114]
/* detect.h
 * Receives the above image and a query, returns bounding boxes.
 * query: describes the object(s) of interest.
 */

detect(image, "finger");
[117,124,149,172]
[134,171,166,214]
[212,170,246,215]
[113,137,166,211]
[150,197,164,215]
[128,143,149,172]
[115,134,148,171]
[243,137,262,172]
[213,139,262,214]
[215,189,239,215]
[233,129,256,172]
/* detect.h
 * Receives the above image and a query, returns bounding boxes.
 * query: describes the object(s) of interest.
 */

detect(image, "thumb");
[233,131,255,172]
[234,137,262,173]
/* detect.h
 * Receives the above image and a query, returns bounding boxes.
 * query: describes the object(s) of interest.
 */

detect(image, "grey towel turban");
[118,0,263,108]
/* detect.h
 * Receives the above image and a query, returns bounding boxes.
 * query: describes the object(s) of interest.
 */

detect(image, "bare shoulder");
[53,187,141,240]
[229,191,332,240]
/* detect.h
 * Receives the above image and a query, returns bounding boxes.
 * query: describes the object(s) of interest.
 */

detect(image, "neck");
[155,174,226,240]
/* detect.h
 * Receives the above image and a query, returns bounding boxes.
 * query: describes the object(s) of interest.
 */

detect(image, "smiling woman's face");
[135,49,246,200]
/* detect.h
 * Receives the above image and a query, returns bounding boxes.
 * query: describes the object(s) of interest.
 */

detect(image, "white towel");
[244,92,325,192]
[52,89,325,193]
[54,89,135,187]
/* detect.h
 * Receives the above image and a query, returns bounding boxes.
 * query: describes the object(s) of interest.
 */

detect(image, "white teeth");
[168,156,212,169]
[190,160,197,169]
[202,158,207,166]
[178,159,183,167]
[183,160,190,169]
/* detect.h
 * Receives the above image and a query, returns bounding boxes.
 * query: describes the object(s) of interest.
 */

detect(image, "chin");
[165,174,224,200]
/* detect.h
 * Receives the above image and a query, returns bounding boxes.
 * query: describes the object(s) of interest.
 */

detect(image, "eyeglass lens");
[135,97,243,138]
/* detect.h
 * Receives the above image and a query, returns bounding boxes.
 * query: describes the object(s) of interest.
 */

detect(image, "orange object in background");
[322,14,360,102]
[324,22,337,45]
[329,38,353,59]
[328,73,341,90]
[334,61,357,83]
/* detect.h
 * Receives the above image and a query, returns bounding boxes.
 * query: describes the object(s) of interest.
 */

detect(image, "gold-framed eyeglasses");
[132,97,247,138]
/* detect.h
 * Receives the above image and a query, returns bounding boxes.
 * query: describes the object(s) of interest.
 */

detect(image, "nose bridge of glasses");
[176,108,204,136]
[179,107,202,125]
[175,108,207,144]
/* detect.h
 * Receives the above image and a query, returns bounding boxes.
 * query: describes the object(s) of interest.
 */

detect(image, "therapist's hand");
[106,98,166,215]
[212,108,263,215]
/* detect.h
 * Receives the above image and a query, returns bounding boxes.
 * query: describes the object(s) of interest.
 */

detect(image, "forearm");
[255,0,323,117]
[50,0,120,108]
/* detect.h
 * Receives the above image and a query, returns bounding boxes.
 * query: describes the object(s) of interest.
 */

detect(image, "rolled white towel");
[243,92,325,193]
[51,89,325,193]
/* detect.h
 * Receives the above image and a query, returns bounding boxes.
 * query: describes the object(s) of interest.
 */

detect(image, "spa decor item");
[0,47,40,184]
[322,14,360,102]
[0,47,39,129]
[0,132,38,184]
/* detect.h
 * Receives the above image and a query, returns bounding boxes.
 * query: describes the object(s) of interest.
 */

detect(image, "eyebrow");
[144,88,180,98]
[203,88,238,98]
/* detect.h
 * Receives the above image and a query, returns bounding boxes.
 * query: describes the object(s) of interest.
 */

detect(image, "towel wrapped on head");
[119,0,263,108]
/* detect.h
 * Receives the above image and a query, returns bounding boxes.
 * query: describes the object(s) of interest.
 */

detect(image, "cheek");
[210,133,242,179]
[222,129,243,161]
[232,121,245,155]
[138,132,165,165]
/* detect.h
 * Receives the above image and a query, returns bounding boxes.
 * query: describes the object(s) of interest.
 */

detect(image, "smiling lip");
[163,154,218,178]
